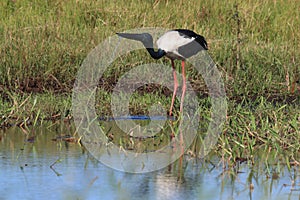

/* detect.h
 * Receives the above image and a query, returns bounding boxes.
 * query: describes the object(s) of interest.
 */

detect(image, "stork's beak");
[117,33,154,44]
[116,33,144,42]
[116,32,154,49]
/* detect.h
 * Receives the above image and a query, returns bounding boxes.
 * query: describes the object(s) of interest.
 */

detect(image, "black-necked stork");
[117,29,208,116]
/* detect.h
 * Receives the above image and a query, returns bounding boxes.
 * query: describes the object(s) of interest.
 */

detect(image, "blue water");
[99,115,176,121]
[0,125,299,200]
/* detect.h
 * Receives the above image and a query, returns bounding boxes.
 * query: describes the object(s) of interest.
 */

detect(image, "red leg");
[180,60,186,113]
[169,60,178,116]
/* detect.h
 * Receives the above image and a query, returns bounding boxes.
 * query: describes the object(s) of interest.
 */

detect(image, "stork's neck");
[145,48,166,60]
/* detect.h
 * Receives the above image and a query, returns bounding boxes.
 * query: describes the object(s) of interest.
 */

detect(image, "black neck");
[145,48,166,60]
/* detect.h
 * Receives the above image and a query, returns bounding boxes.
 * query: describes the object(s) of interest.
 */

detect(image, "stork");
[117,29,208,116]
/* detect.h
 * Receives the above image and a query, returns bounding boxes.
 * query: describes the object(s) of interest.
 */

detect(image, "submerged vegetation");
[0,0,299,166]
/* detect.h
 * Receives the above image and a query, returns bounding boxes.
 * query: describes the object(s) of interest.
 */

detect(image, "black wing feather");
[174,29,208,51]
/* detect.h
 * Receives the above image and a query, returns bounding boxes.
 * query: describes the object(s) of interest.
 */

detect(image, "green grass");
[0,0,299,166]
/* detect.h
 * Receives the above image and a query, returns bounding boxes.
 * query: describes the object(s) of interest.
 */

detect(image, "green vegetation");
[0,0,299,166]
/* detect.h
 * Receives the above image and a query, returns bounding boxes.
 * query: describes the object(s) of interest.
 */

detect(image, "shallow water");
[0,123,299,200]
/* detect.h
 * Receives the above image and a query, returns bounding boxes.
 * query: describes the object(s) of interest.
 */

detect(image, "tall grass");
[0,0,299,94]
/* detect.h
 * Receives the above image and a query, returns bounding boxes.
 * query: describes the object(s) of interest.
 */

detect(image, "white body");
[156,30,196,60]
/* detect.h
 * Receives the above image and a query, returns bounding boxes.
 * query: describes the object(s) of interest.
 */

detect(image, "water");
[0,123,299,200]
